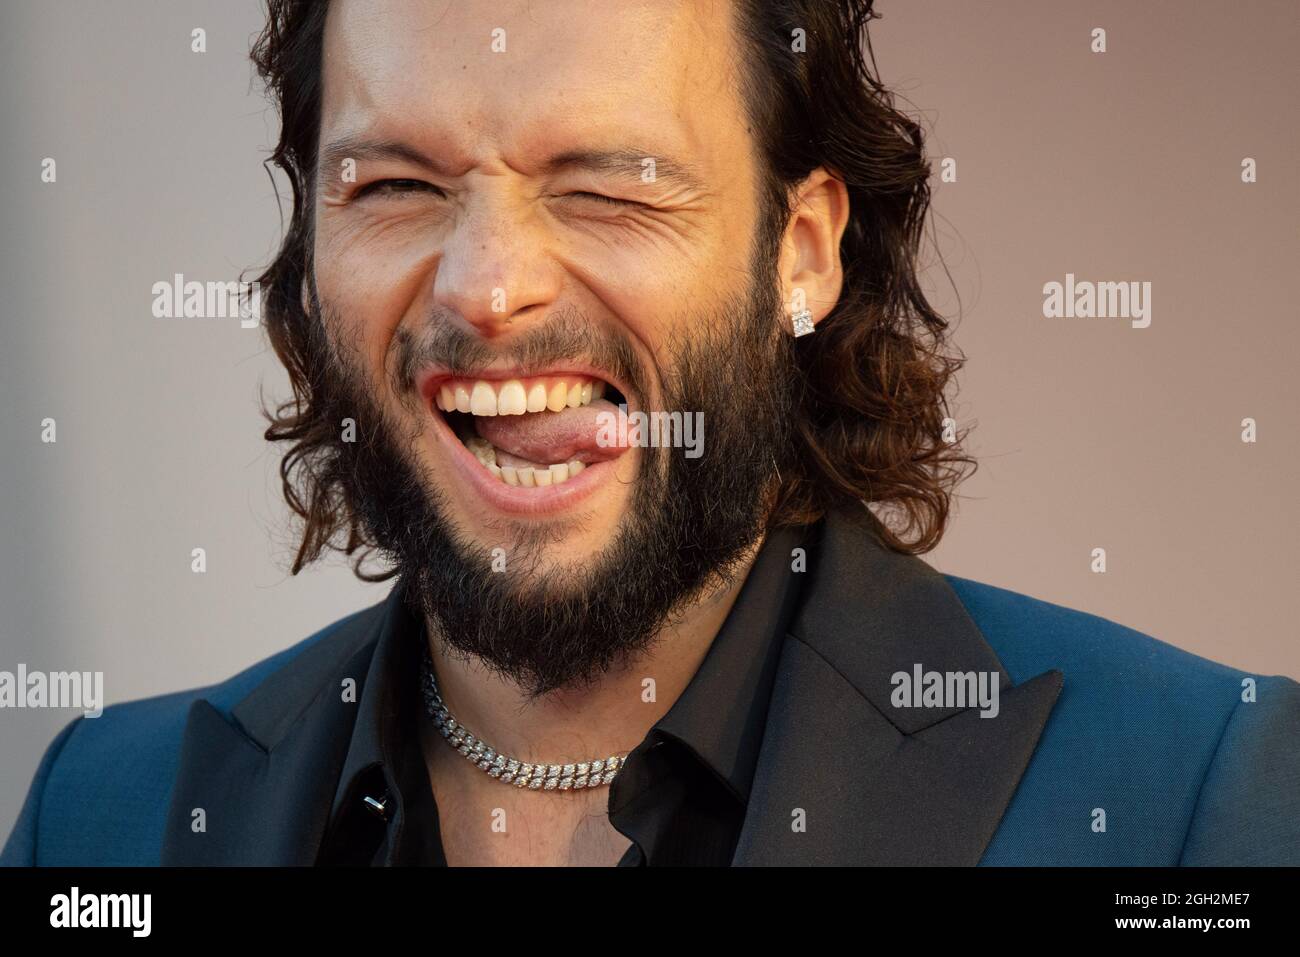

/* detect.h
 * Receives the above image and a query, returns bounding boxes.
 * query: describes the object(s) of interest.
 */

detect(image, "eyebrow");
[317,136,706,194]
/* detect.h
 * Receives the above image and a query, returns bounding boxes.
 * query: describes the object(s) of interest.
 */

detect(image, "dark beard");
[308,260,798,698]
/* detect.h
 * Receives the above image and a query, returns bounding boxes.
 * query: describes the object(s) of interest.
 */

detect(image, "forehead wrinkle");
[320,0,736,143]
[318,0,754,234]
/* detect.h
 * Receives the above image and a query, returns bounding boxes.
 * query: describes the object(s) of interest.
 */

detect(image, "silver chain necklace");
[419,648,626,791]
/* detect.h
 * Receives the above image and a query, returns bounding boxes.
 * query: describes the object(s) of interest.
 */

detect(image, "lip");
[421,371,634,518]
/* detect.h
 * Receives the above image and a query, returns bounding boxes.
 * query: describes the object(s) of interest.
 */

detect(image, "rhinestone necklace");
[418,648,626,791]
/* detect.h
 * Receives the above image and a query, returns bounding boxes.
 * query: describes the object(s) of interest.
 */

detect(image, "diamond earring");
[791,308,815,337]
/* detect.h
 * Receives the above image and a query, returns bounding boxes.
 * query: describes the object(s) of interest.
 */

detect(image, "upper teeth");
[435,376,606,416]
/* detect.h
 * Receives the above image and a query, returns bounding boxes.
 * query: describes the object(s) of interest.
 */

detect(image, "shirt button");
[362,792,392,821]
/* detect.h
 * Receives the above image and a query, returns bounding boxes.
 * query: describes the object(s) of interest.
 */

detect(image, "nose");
[430,190,561,338]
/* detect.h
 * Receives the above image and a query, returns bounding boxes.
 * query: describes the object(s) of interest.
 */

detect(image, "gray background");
[2,0,1296,841]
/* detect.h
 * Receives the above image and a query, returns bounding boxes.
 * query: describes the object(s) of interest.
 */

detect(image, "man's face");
[310,0,798,693]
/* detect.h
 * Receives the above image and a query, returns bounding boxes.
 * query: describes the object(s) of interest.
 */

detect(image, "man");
[4,0,1297,867]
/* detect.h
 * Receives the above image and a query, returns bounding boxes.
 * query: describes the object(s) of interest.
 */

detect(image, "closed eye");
[565,191,640,208]
[356,179,443,198]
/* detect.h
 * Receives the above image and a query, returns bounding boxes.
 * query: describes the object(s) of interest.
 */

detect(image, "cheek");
[569,257,691,370]
[314,221,433,386]
[591,268,733,390]
[565,222,744,374]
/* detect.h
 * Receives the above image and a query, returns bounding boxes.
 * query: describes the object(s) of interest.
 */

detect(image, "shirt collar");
[328,574,423,825]
[330,520,814,819]
[648,521,813,802]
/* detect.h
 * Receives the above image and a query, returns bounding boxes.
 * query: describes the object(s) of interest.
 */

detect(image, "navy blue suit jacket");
[4,508,1297,865]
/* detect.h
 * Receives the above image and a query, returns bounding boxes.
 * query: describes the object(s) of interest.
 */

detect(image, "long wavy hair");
[251,0,975,578]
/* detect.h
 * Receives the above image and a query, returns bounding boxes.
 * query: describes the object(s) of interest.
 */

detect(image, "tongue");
[472,398,628,465]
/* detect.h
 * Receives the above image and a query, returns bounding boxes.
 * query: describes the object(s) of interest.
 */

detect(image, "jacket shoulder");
[0,602,383,866]
[944,574,1249,689]
[943,575,1300,864]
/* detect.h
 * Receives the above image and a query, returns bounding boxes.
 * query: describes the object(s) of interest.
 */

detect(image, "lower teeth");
[464,436,586,487]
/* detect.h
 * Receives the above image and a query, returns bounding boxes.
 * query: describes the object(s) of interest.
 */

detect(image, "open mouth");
[429,374,630,488]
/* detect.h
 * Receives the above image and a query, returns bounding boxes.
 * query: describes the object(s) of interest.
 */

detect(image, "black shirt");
[316,523,811,867]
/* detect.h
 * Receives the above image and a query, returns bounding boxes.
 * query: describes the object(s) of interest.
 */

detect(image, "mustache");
[390,303,649,403]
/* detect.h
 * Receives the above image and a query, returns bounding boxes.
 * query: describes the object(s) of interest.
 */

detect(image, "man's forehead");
[320,0,745,177]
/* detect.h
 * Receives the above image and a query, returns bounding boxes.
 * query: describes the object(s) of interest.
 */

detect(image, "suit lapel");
[159,507,1061,866]
[160,597,393,865]
[733,508,1063,865]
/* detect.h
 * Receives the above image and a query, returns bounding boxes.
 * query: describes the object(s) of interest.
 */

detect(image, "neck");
[421,535,765,767]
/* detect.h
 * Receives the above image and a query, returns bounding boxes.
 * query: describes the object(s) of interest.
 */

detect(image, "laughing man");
[5,0,1297,867]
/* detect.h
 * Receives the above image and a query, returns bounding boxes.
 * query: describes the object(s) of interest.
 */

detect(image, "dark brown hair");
[251,0,975,575]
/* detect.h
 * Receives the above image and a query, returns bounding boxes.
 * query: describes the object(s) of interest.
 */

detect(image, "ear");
[776,168,850,334]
